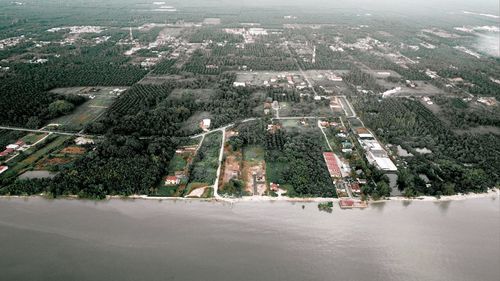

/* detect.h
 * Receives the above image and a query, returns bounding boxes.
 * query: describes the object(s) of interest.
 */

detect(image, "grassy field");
[187,131,222,186]
[280,118,320,135]
[20,133,48,145]
[243,145,264,163]
[167,153,188,173]
[49,87,120,131]
[155,186,179,197]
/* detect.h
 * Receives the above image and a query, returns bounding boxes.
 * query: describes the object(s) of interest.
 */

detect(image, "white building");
[248,28,268,36]
[201,119,211,130]
[233,82,246,87]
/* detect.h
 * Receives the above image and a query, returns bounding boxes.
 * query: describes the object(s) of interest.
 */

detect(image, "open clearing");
[49,87,124,130]
[168,88,215,103]
[242,145,267,195]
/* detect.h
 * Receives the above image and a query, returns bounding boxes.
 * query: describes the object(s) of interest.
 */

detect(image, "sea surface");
[0,197,499,281]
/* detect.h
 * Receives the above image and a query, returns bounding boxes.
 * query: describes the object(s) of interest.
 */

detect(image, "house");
[200,119,211,130]
[0,166,8,174]
[357,178,368,185]
[14,140,25,147]
[233,82,246,87]
[6,144,19,150]
[272,101,280,110]
[350,182,361,194]
[323,152,342,178]
[342,141,353,149]
[165,176,180,185]
[75,137,94,146]
[0,148,14,157]
[320,121,330,127]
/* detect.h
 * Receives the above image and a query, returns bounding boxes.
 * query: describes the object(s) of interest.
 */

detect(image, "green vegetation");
[1,1,498,199]
[220,179,247,197]
[188,132,222,186]
[353,96,499,196]
[318,201,334,212]
[229,120,336,197]
[433,96,500,129]
[0,135,70,182]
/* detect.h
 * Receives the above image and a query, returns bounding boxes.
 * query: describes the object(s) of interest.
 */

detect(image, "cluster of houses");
[0,140,27,159]
[0,35,25,50]
[224,27,269,44]
[319,119,372,198]
[323,151,367,198]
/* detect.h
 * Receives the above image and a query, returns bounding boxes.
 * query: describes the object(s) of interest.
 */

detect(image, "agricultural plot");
[304,70,350,86]
[378,80,446,97]
[35,145,86,171]
[107,84,173,116]
[185,131,222,196]
[221,146,243,185]
[264,126,337,197]
[280,118,320,134]
[279,100,332,118]
[20,133,48,145]
[181,43,296,74]
[50,87,124,131]
[242,145,267,195]
[235,71,303,86]
[1,135,71,179]
[154,137,202,197]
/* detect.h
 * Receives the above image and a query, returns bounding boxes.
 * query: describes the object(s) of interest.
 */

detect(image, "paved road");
[318,121,333,151]
[189,118,257,139]
[285,42,319,97]
[273,116,317,120]
[0,126,96,138]
[212,128,226,199]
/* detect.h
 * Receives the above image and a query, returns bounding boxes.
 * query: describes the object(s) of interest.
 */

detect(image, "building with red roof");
[270,182,280,192]
[164,176,180,185]
[0,166,8,175]
[350,182,361,194]
[0,148,14,157]
[323,152,342,178]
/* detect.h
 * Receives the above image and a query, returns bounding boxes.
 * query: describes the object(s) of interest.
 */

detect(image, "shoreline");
[0,188,498,203]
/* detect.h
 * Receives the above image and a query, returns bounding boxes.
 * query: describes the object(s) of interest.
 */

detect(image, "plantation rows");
[181,49,296,74]
[108,84,175,116]
[152,59,180,75]
[293,45,352,70]
[188,28,243,43]
[211,43,290,58]
[267,89,300,102]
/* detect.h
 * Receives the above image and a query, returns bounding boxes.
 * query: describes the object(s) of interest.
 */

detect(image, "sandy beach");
[2,188,497,203]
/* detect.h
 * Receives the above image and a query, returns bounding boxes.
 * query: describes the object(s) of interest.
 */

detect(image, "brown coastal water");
[0,197,499,281]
